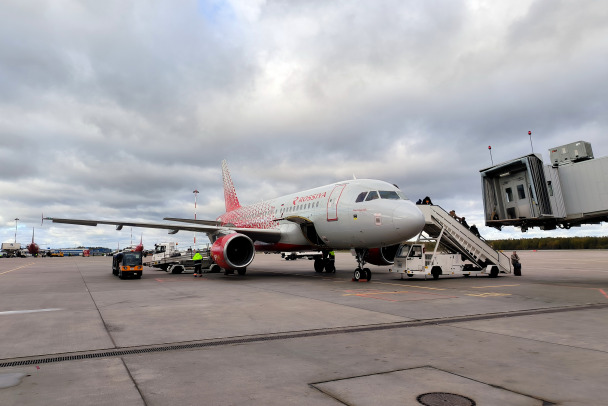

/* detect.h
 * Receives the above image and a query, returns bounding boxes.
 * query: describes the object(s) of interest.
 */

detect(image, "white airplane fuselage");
[217,178,425,252]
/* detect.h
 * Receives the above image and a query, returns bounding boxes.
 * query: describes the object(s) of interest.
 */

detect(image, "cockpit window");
[379,190,409,200]
[379,191,400,200]
[365,191,379,201]
[357,190,409,202]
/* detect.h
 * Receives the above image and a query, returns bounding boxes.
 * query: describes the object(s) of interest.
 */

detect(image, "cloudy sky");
[1,0,607,250]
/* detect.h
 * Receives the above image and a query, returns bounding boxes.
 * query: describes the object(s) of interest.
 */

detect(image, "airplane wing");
[45,217,282,243]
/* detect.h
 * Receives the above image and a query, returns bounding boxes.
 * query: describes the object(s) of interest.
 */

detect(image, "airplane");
[45,161,426,280]
[27,228,40,257]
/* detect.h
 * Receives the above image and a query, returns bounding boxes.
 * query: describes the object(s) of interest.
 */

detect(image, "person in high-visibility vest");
[193,251,203,277]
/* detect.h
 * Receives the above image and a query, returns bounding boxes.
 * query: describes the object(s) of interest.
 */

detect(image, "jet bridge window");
[517,184,526,199]
[365,191,379,201]
[505,187,514,202]
[355,192,367,203]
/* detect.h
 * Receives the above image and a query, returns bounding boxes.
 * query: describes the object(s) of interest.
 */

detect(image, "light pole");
[193,189,199,246]
[14,218,19,243]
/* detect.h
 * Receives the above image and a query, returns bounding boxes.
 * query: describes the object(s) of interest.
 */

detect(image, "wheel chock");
[351,278,369,282]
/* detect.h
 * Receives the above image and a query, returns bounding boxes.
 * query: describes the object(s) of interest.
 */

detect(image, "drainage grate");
[417,392,475,406]
[2,303,607,368]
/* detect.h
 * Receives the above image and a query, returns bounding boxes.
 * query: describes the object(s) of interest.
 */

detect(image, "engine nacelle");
[211,233,255,270]
[364,244,400,266]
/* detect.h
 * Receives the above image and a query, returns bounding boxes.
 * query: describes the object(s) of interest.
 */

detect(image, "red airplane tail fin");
[134,234,143,252]
[222,160,241,212]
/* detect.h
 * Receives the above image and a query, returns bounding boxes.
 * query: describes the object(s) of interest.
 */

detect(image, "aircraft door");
[327,184,346,221]
[501,175,531,219]
[501,180,518,219]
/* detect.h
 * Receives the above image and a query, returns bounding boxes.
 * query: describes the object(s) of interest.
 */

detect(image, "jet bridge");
[416,205,512,275]
[480,140,608,231]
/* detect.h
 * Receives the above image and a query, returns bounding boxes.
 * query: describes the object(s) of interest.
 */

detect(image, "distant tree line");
[488,236,608,250]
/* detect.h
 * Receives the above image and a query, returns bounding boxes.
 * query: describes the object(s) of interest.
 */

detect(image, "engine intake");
[364,244,400,266]
[211,233,255,270]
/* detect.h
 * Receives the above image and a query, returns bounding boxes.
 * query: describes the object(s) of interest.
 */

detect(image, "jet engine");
[364,244,400,266]
[211,233,255,270]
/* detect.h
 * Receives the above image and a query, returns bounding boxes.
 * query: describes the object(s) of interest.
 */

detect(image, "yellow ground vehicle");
[112,251,143,279]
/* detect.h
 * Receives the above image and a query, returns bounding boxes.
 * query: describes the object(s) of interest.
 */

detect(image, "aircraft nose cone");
[393,203,426,240]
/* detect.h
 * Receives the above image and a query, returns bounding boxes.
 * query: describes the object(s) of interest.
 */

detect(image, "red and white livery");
[47,161,425,280]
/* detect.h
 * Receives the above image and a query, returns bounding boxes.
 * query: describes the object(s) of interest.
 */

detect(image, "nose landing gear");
[353,248,371,282]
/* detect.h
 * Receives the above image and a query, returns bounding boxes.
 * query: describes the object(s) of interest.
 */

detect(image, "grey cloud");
[2,0,608,247]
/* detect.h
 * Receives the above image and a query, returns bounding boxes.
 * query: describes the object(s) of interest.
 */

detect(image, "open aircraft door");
[327,184,346,221]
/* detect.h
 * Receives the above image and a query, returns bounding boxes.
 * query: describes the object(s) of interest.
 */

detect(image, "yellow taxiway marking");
[0,262,36,276]
[470,284,520,289]
[466,292,512,297]
[343,290,417,297]
[372,281,446,291]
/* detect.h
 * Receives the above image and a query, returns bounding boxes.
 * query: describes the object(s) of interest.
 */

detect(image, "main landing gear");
[314,251,335,273]
[353,249,371,282]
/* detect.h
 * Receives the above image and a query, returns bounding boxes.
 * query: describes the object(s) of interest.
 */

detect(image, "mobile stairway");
[416,205,512,277]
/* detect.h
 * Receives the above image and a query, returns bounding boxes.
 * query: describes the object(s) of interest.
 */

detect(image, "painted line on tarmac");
[466,292,512,297]
[0,262,36,275]
[599,289,608,299]
[4,302,608,369]
[372,281,446,291]
[470,284,520,289]
[0,308,62,315]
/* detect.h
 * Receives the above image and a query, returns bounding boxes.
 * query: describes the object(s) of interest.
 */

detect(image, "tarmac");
[1,250,607,406]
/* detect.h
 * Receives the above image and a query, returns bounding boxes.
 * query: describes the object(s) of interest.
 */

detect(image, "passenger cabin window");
[355,192,367,203]
[365,191,379,201]
[517,184,526,199]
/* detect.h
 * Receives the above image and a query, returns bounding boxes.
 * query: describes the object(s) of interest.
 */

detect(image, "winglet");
[222,160,241,212]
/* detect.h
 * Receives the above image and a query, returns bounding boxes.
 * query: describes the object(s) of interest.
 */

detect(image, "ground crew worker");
[327,250,336,273]
[193,251,203,277]
[511,251,522,276]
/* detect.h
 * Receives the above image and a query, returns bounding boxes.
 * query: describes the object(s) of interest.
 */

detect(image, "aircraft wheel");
[237,268,247,276]
[353,268,363,281]
[431,266,441,280]
[314,259,324,273]
[325,261,335,273]
[364,268,371,281]
[209,264,221,273]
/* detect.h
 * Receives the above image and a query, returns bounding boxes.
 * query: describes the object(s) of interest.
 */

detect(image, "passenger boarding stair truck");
[390,205,511,279]
[144,242,218,274]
